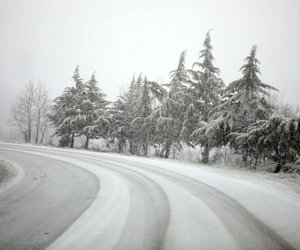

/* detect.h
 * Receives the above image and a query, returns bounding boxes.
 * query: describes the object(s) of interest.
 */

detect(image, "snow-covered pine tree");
[131,76,153,155]
[77,73,110,149]
[110,74,143,154]
[154,51,189,158]
[188,31,224,162]
[49,85,78,147]
[49,66,85,147]
[235,115,300,172]
[202,46,278,162]
[109,96,127,152]
[180,103,197,148]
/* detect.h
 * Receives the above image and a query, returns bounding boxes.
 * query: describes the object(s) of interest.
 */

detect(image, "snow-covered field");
[0,143,300,250]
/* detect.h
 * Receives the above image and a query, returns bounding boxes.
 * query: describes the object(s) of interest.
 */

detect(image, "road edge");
[0,159,16,185]
[0,158,24,195]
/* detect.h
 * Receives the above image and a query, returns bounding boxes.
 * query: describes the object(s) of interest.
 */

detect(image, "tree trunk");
[274,162,283,173]
[164,141,171,158]
[274,141,286,173]
[35,126,40,144]
[84,136,90,149]
[70,133,75,148]
[24,132,28,143]
[242,150,248,162]
[254,156,258,166]
[129,140,135,155]
[201,143,209,163]
[118,139,123,153]
[28,120,32,143]
[143,144,148,156]
[40,122,47,143]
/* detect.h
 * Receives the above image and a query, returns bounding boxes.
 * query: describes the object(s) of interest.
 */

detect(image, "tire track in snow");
[0,144,297,249]
[0,145,171,250]
[91,159,171,250]
[99,155,295,250]
[56,155,171,250]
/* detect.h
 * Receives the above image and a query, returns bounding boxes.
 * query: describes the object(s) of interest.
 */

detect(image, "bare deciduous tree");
[10,81,35,142]
[9,81,51,143]
[269,92,300,118]
[34,83,51,143]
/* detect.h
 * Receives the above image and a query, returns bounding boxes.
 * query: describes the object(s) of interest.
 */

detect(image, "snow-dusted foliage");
[110,74,144,154]
[46,32,300,172]
[153,51,189,158]
[49,66,109,148]
[131,77,153,155]
[187,31,224,162]
[232,115,300,172]
[198,46,278,162]
[49,67,82,147]
[74,73,109,149]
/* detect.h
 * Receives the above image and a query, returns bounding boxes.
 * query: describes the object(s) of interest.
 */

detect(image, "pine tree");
[131,77,153,155]
[180,103,197,148]
[234,115,300,172]
[109,97,127,152]
[110,74,143,154]
[154,51,189,158]
[78,73,109,149]
[188,31,224,163]
[202,46,278,162]
[49,66,85,147]
[49,85,77,147]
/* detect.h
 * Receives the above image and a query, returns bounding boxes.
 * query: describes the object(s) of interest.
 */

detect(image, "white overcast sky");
[0,0,300,129]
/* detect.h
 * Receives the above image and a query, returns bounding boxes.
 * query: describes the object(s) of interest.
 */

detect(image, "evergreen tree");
[201,46,277,162]
[131,77,153,155]
[109,97,127,152]
[49,85,77,147]
[76,73,109,149]
[180,103,197,148]
[154,51,189,158]
[110,74,143,154]
[49,66,85,147]
[188,31,224,162]
[234,115,300,172]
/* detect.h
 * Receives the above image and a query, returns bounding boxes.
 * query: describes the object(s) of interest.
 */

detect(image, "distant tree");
[269,92,300,118]
[34,82,51,143]
[10,81,51,143]
[10,81,35,142]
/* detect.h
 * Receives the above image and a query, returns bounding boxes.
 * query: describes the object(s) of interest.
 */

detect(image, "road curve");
[0,146,99,250]
[0,143,300,250]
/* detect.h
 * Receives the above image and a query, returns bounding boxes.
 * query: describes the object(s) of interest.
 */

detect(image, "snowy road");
[0,144,300,250]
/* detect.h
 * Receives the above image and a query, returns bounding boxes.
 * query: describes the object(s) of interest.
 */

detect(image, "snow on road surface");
[0,143,299,250]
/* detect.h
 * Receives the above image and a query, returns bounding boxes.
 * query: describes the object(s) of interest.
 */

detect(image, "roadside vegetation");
[9,32,300,173]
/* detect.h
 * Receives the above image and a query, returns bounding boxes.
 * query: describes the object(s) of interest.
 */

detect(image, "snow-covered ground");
[0,143,300,250]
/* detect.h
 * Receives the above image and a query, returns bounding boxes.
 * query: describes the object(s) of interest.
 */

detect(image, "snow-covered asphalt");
[0,143,299,250]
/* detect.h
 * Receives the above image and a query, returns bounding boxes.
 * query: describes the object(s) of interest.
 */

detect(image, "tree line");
[10,31,300,172]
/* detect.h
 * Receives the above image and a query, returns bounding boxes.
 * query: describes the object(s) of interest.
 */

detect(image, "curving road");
[0,143,299,250]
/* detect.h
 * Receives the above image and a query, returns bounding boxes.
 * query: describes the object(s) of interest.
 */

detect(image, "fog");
[0,0,300,131]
